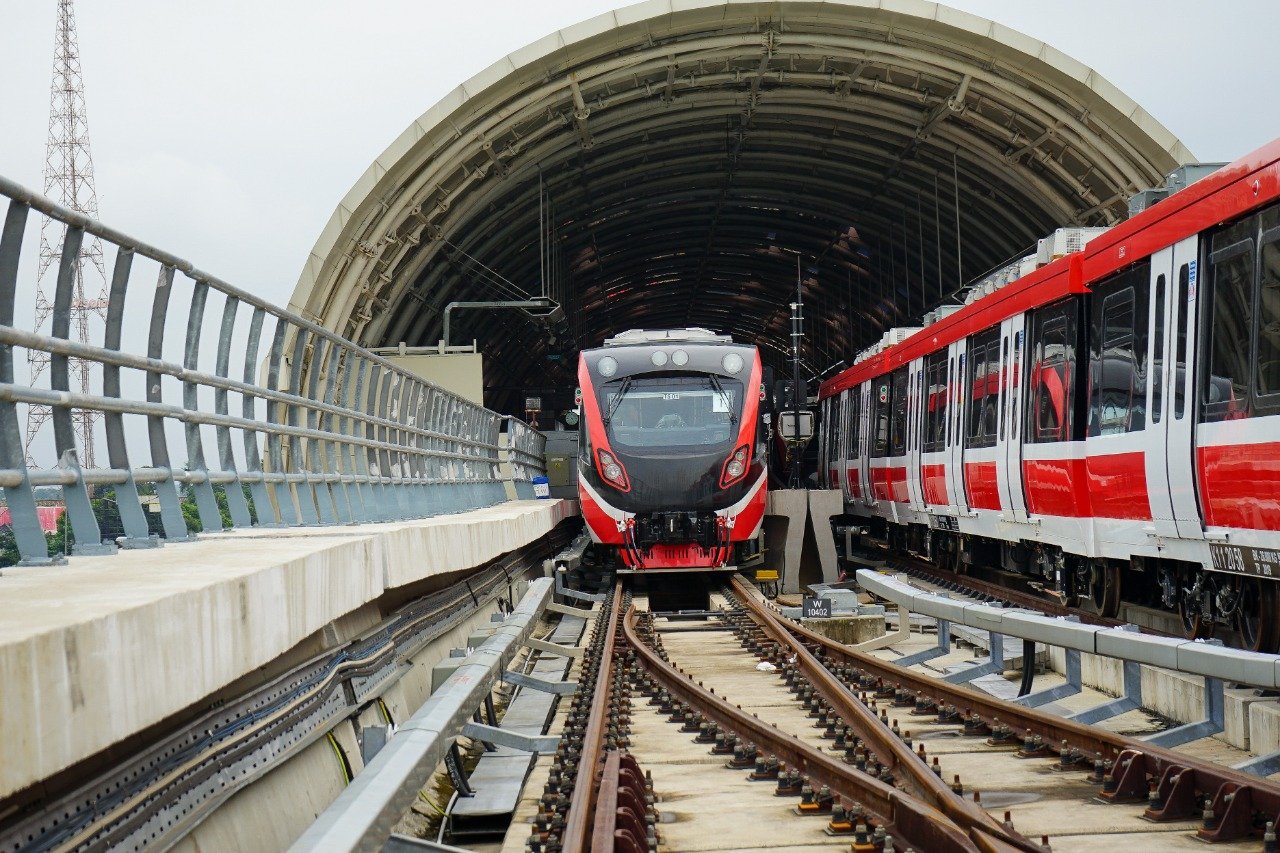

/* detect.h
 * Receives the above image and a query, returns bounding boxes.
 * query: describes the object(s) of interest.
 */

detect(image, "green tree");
[0,526,20,568]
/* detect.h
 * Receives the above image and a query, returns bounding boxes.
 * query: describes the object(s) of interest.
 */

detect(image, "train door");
[905,358,926,512]
[859,381,875,508]
[842,387,861,504]
[837,390,851,500]
[1155,237,1205,538]
[947,340,969,511]
[1143,245,1181,538]
[996,315,1030,520]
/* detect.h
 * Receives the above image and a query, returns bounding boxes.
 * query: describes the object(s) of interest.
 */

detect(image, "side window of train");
[889,368,910,456]
[829,397,842,474]
[965,329,1000,448]
[848,389,861,459]
[1088,262,1150,436]
[1202,213,1258,421]
[1257,218,1280,414]
[1025,299,1079,443]
[921,351,948,453]
[873,378,891,456]
[1174,264,1190,419]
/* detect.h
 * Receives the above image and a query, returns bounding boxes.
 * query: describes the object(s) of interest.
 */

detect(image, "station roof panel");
[289,0,1190,413]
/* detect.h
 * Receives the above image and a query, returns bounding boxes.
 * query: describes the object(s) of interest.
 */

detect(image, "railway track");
[541,575,1280,851]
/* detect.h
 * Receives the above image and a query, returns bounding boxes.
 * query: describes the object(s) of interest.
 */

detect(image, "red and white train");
[577,328,769,573]
[818,138,1280,651]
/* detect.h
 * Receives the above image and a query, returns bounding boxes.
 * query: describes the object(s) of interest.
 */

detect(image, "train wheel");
[1178,571,1213,639]
[1088,561,1121,618]
[1236,578,1280,653]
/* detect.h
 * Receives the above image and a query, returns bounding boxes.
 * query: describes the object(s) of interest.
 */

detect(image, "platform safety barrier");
[291,577,576,851]
[857,569,1280,775]
[0,175,545,567]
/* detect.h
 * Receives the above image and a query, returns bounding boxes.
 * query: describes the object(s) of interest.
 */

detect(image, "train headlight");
[596,448,630,490]
[722,352,744,374]
[597,356,618,377]
[719,444,750,488]
[672,349,689,366]
[651,350,669,367]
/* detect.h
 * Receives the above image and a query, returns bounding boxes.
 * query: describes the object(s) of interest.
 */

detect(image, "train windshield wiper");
[603,376,633,426]
[707,375,738,424]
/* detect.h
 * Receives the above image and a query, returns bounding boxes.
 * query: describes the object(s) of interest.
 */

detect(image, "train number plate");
[1209,544,1280,578]
[929,515,959,532]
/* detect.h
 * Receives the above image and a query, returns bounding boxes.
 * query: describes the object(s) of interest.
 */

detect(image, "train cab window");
[1088,262,1150,436]
[872,378,891,456]
[1025,299,1078,442]
[1202,234,1255,422]
[965,329,1000,448]
[921,351,948,453]
[889,368,909,456]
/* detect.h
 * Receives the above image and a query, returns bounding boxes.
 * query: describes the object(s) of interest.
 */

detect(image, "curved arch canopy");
[290,0,1191,414]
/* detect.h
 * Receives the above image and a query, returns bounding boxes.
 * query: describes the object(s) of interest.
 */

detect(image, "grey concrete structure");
[0,499,575,801]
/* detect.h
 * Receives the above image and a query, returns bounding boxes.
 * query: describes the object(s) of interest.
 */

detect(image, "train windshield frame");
[599,372,744,450]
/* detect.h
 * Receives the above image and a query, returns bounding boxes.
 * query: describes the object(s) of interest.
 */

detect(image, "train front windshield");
[601,374,743,449]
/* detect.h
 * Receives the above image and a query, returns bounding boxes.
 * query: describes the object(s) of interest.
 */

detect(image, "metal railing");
[503,415,548,499]
[0,175,544,566]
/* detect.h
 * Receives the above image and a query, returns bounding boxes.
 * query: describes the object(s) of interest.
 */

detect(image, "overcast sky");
[0,0,1276,311]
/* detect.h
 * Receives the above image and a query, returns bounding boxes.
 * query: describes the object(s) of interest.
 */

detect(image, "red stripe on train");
[921,464,947,506]
[1198,441,1280,530]
[964,461,1000,511]
[1023,458,1090,517]
[1086,451,1151,520]
[871,466,908,502]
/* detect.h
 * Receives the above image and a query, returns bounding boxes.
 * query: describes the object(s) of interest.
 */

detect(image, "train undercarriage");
[854,519,1280,654]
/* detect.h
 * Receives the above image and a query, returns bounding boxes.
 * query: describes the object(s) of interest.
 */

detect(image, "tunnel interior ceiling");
[291,1,1191,414]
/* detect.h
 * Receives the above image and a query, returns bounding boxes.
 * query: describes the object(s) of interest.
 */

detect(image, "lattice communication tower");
[25,0,110,469]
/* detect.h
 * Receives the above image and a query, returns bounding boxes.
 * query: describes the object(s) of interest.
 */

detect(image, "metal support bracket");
[384,835,474,853]
[942,631,1005,684]
[1233,747,1280,777]
[554,569,604,603]
[1140,676,1225,747]
[503,670,578,695]
[894,619,952,667]
[526,637,584,658]
[547,601,595,619]
[1069,658,1143,724]
[460,722,560,753]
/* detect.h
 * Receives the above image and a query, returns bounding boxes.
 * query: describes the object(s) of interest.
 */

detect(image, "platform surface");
[0,498,576,799]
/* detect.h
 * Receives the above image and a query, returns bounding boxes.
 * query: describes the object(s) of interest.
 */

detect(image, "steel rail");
[620,603,1021,853]
[741,577,1280,841]
[726,577,1041,851]
[562,582,625,851]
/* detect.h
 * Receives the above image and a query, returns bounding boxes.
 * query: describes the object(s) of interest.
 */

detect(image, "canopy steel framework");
[289,0,1191,413]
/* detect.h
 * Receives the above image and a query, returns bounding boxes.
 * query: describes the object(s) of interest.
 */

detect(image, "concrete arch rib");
[291,0,1191,413]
